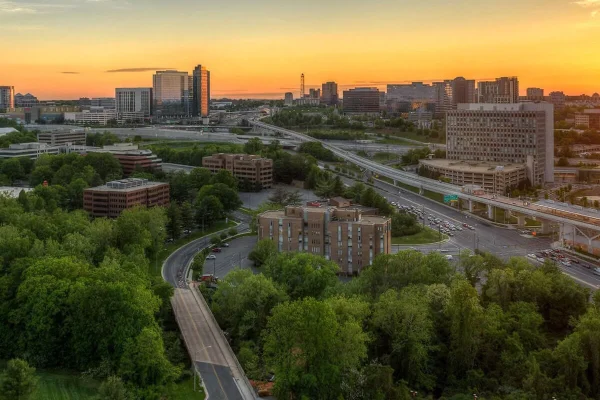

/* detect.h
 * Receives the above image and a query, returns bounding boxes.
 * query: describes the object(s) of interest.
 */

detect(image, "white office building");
[116,88,153,122]
[64,107,117,126]
[446,102,554,185]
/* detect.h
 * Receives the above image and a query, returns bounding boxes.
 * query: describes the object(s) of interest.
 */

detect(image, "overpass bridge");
[248,120,600,252]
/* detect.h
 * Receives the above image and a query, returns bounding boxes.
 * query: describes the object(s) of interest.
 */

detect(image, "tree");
[194,195,224,228]
[0,358,37,400]
[263,252,339,300]
[98,376,129,400]
[268,187,303,206]
[391,212,421,237]
[1,158,25,183]
[197,183,241,212]
[211,169,238,189]
[180,201,194,232]
[263,298,368,400]
[248,239,278,267]
[166,202,182,240]
[244,137,264,154]
[188,167,212,191]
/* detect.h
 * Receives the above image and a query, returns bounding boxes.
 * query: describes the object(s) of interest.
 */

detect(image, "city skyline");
[2,0,600,99]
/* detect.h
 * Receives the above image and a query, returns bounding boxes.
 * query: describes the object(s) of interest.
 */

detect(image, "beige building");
[419,159,527,195]
[38,130,86,146]
[257,205,391,275]
[202,153,273,188]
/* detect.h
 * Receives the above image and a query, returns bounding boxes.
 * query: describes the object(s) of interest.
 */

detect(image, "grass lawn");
[525,218,541,227]
[32,371,99,400]
[168,377,205,400]
[392,227,448,245]
[372,128,445,144]
[154,220,237,276]
[493,208,518,224]
[373,152,400,162]
[378,137,414,145]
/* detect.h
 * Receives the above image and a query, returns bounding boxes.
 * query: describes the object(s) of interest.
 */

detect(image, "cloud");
[0,2,36,13]
[106,67,174,73]
[61,71,80,74]
[573,0,600,7]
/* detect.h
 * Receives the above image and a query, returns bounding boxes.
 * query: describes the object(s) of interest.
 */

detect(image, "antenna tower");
[301,73,305,98]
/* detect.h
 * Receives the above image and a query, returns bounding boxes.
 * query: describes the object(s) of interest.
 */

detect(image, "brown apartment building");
[83,178,169,218]
[202,153,273,188]
[257,205,391,275]
[89,143,162,175]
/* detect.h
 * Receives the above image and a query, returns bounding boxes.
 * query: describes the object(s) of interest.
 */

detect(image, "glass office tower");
[192,65,210,118]
[152,70,190,117]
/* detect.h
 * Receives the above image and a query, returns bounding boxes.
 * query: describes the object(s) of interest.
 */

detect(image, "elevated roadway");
[249,120,600,234]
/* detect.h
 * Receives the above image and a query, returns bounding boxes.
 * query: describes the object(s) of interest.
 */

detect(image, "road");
[163,216,256,399]
[368,178,600,290]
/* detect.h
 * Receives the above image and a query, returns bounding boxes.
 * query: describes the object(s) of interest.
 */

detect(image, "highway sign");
[444,194,458,203]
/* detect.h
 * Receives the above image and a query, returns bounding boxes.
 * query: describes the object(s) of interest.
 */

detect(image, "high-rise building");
[526,88,544,101]
[284,92,294,107]
[309,88,321,99]
[446,102,554,185]
[548,91,566,109]
[152,70,190,117]
[477,77,519,103]
[257,205,392,275]
[14,93,39,108]
[115,88,153,122]
[342,87,380,115]
[386,82,435,102]
[451,77,476,104]
[321,82,338,105]
[0,86,15,112]
[192,65,210,118]
[432,80,453,117]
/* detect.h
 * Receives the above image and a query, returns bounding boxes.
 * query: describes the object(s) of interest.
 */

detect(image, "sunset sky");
[2,0,600,100]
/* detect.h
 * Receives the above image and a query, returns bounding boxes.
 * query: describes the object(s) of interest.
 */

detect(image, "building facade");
[419,159,527,195]
[0,86,15,112]
[446,102,554,185]
[386,82,435,103]
[83,178,170,218]
[14,93,39,108]
[451,77,477,105]
[64,107,117,125]
[38,130,86,146]
[153,70,190,117]
[321,82,338,105]
[548,91,566,109]
[342,87,380,115]
[202,153,273,188]
[432,80,454,117]
[284,92,294,107]
[115,88,153,122]
[575,110,600,130]
[90,98,116,109]
[0,143,61,159]
[526,88,545,101]
[89,143,162,175]
[477,77,519,103]
[257,205,391,275]
[309,88,321,99]
[192,65,210,118]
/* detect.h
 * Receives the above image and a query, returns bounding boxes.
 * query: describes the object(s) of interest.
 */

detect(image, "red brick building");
[202,153,273,188]
[83,178,169,218]
[89,143,162,175]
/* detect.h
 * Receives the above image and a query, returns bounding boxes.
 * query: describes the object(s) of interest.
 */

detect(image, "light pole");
[193,345,212,392]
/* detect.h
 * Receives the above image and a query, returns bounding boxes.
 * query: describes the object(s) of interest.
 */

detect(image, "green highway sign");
[444,194,458,203]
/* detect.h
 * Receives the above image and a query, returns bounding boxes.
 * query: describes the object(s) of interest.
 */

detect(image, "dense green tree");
[248,239,278,267]
[264,298,368,399]
[267,187,303,206]
[179,201,194,232]
[194,195,224,228]
[188,167,212,191]
[1,158,25,183]
[391,212,421,237]
[211,169,238,189]
[212,269,287,347]
[165,202,182,240]
[0,358,37,400]
[244,137,264,154]
[263,252,339,300]
[98,376,129,400]
[197,183,241,212]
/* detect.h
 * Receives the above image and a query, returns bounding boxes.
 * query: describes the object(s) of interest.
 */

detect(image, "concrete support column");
[468,200,474,213]
[419,187,424,195]
[540,220,551,235]
[487,204,494,220]
[393,179,397,186]
[517,215,526,228]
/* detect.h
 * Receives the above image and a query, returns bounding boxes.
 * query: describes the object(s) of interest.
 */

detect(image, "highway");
[163,216,256,400]
[248,120,600,233]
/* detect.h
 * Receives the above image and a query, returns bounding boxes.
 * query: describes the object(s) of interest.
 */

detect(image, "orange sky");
[2,0,600,99]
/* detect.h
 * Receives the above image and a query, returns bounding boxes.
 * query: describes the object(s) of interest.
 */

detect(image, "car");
[445,255,453,260]
[463,223,469,227]
[206,254,216,260]
[468,226,475,230]
[536,257,545,263]
[570,258,579,264]
[456,226,463,231]
[448,232,454,236]
[593,268,600,276]
[561,260,572,267]
[527,254,537,259]
[439,249,450,253]
[223,243,230,247]
[212,247,222,253]
[391,202,397,206]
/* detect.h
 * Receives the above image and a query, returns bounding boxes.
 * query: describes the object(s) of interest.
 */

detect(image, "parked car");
[206,254,216,260]
[222,243,230,247]
[212,248,222,253]
[200,274,219,283]
[445,255,453,261]
[593,267,600,276]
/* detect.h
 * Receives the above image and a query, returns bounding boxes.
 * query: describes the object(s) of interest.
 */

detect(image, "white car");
[391,202,397,206]
[445,255,453,261]
[206,254,217,260]
[593,268,600,276]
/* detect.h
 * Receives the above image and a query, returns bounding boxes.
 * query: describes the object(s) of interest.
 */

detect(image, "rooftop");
[420,159,526,173]
[0,186,33,198]
[86,178,167,192]
[259,206,389,225]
